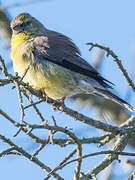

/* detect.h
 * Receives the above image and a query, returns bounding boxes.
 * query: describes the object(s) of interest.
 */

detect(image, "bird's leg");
[57,97,65,111]
[42,91,48,101]
[39,89,48,101]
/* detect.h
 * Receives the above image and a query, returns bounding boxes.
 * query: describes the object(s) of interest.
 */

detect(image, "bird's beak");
[12,24,23,34]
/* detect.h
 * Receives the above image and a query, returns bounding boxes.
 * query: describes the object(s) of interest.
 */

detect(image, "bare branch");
[0,56,9,76]
[0,147,16,157]
[32,143,46,157]
[87,43,135,92]
[45,149,76,179]
[0,107,111,146]
[24,99,44,109]
[0,134,64,180]
[22,122,83,179]
[24,92,48,124]
[0,56,123,134]
[0,46,134,180]
[50,149,135,175]
[13,80,25,124]
[81,133,131,179]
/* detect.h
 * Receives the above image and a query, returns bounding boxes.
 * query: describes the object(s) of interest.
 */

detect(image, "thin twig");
[45,149,76,180]
[0,79,11,86]
[24,99,44,109]
[1,54,135,179]
[24,93,47,124]
[0,56,8,76]
[0,107,45,143]
[0,147,16,157]
[52,116,57,126]
[58,150,135,170]
[87,43,135,92]
[0,107,112,146]
[80,133,132,179]
[20,63,30,81]
[62,105,123,134]
[32,143,46,157]
[13,80,24,124]
[24,122,82,180]
[0,134,64,180]
[0,59,124,135]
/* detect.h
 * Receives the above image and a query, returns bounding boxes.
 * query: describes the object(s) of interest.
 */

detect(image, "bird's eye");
[21,21,31,27]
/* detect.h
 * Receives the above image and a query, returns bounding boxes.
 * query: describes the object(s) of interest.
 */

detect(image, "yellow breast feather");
[11,33,77,99]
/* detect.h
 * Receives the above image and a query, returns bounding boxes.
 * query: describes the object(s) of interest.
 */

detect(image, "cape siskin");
[10,13,134,112]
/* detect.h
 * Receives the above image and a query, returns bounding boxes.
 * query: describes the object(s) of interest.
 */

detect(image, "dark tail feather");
[95,88,134,112]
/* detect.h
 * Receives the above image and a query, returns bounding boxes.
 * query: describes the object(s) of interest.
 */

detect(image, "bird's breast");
[11,35,81,99]
[11,40,79,99]
[11,39,50,89]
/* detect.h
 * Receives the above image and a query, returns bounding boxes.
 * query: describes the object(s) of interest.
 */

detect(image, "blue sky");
[0,0,135,179]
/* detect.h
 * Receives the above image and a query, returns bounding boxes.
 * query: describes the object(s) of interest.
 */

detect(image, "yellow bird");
[10,13,134,111]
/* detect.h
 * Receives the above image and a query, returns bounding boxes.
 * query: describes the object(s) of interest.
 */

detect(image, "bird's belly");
[13,59,78,99]
[11,39,79,99]
[13,60,48,89]
[41,65,79,99]
[45,83,73,100]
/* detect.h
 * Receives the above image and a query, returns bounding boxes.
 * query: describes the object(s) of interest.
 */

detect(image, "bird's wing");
[32,30,113,88]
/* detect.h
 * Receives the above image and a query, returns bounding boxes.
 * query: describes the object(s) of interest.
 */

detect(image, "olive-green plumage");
[11,13,134,111]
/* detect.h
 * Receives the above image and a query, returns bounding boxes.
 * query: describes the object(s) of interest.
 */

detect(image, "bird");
[10,13,134,112]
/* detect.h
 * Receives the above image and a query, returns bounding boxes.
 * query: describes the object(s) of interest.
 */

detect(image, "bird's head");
[11,13,45,37]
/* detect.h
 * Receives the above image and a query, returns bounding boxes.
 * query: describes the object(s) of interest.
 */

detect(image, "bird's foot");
[57,97,65,111]
[38,90,48,101]
[52,97,65,111]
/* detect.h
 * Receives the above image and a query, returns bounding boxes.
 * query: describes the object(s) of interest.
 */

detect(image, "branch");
[79,115,135,179]
[0,55,123,134]
[0,53,134,179]
[13,80,25,123]
[45,149,76,179]
[80,133,131,179]
[0,107,112,146]
[49,149,135,176]
[24,92,48,124]
[22,122,83,179]
[0,147,16,157]
[0,134,63,180]
[87,43,135,92]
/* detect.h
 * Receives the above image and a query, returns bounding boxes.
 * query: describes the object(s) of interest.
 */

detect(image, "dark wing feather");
[33,30,113,88]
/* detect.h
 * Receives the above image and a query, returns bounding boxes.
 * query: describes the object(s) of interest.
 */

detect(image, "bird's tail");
[94,88,134,112]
